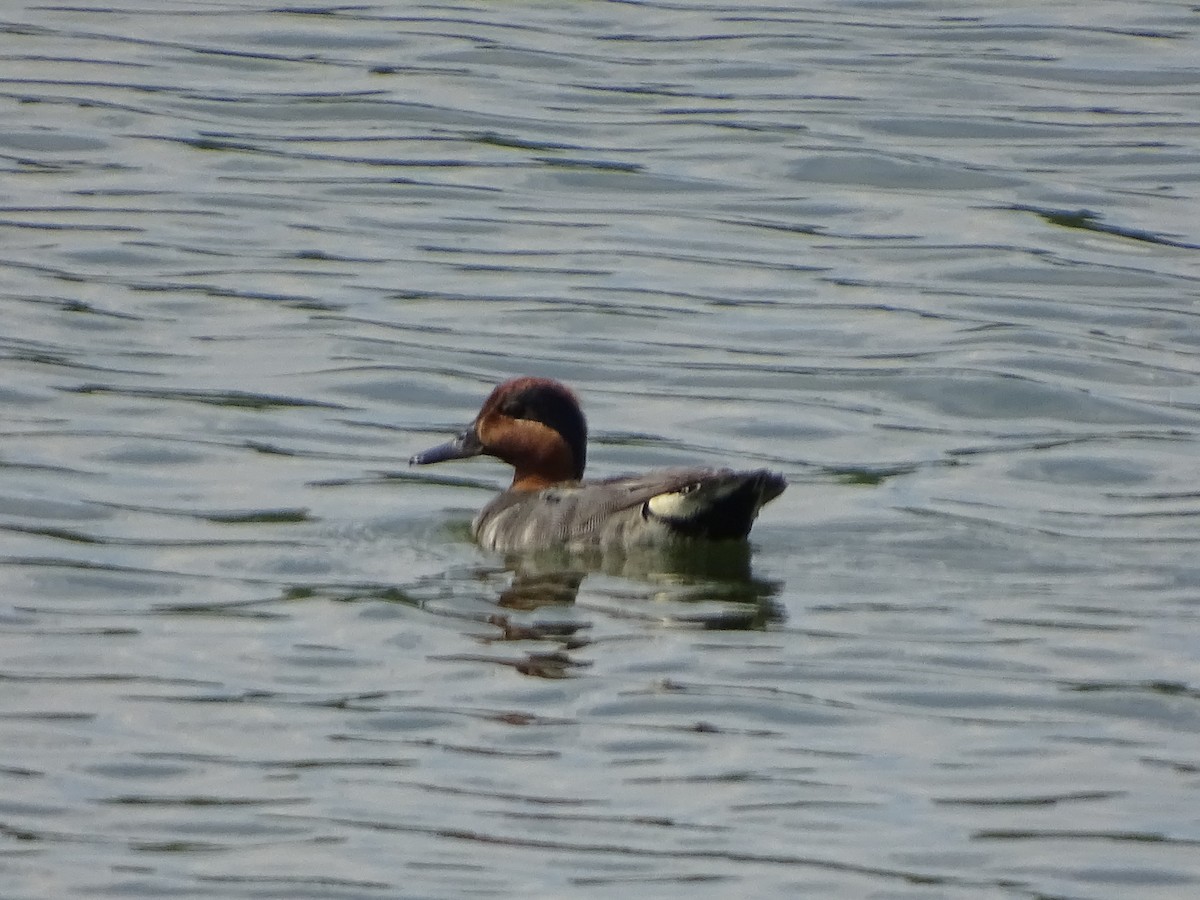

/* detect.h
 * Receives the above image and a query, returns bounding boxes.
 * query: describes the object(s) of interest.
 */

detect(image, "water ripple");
[1,2,1198,898]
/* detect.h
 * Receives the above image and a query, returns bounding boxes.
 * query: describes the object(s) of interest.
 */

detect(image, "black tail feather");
[647,470,786,540]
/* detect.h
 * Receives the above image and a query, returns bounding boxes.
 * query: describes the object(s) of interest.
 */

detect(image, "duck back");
[473,467,785,553]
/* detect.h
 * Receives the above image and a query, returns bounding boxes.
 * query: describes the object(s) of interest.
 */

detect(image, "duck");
[410,377,786,553]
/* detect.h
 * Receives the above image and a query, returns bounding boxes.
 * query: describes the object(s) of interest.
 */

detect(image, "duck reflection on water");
[435,544,785,679]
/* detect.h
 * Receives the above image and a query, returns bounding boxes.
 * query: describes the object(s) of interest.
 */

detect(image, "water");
[2,1,1199,897]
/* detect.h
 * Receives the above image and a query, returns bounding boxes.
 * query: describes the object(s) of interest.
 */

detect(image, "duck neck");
[510,471,562,492]
[506,432,579,491]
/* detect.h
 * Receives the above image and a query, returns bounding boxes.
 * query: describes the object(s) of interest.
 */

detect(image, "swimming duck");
[410,377,786,553]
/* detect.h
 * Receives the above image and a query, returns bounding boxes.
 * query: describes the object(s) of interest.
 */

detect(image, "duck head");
[410,377,588,491]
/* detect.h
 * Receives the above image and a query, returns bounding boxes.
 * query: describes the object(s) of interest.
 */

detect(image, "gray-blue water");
[2,2,1199,897]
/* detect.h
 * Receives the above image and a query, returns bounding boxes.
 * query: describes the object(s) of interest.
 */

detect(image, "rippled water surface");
[2,1,1199,897]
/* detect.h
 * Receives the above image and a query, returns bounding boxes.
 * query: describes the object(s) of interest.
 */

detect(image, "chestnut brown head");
[411,377,587,491]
